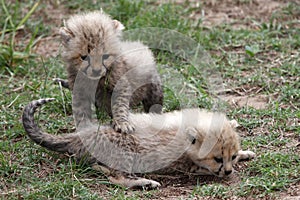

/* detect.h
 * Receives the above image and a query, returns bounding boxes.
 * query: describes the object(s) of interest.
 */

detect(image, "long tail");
[22,98,75,154]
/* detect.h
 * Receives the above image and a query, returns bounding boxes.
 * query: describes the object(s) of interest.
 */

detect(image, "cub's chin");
[86,74,102,80]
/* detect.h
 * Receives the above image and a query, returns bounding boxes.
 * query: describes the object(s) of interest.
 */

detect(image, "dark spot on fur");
[81,55,88,60]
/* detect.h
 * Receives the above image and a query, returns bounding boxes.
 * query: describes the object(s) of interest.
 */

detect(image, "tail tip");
[35,98,56,106]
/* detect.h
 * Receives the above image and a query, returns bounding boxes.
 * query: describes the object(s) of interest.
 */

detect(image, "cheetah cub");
[23,98,256,189]
[58,11,163,133]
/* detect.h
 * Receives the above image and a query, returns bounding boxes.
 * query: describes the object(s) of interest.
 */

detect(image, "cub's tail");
[22,98,75,154]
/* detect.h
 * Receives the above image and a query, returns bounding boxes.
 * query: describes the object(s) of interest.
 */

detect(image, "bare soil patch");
[189,0,298,28]
[220,93,269,109]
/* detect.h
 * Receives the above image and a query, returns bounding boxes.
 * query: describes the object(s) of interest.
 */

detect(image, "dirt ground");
[190,0,297,28]
[30,0,299,199]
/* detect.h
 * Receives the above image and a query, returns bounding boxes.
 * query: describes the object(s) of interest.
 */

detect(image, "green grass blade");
[16,2,40,29]
[1,0,15,28]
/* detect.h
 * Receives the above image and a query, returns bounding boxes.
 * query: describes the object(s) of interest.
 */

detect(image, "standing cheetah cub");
[58,11,163,133]
[22,98,256,189]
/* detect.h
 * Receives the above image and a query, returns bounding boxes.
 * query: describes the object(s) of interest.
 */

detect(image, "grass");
[1,0,299,199]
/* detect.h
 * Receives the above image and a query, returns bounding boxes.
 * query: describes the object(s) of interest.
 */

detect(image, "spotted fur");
[58,11,163,133]
[22,98,256,189]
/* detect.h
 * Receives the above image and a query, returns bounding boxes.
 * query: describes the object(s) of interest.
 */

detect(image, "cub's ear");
[186,128,202,145]
[230,120,239,128]
[112,20,125,31]
[59,27,74,45]
[188,134,196,145]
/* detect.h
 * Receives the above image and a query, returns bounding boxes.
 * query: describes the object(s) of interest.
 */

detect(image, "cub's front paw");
[112,120,135,134]
[139,179,161,189]
[237,150,256,162]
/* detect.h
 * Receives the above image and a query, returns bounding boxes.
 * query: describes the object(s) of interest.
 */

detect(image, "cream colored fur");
[23,99,256,189]
[58,11,163,133]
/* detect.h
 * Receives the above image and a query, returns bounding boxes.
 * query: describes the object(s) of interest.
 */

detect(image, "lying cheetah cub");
[22,98,255,189]
[58,11,163,133]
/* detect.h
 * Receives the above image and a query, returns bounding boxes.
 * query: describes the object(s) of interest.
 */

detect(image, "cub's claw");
[112,120,135,134]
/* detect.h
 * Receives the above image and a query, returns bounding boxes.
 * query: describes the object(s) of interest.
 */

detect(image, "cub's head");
[59,11,125,81]
[186,112,240,177]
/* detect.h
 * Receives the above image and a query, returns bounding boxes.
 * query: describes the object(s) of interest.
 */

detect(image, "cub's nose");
[92,68,101,74]
[91,68,102,76]
[225,170,232,175]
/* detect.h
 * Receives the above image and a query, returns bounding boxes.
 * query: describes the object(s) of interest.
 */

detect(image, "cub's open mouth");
[79,70,103,80]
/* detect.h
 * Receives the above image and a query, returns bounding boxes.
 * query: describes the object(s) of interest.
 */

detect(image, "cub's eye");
[232,155,237,160]
[80,55,88,61]
[102,54,110,69]
[214,157,223,163]
[102,54,110,60]
[191,138,196,145]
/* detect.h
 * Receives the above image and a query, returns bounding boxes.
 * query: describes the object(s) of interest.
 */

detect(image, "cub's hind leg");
[109,175,161,189]
[92,164,161,189]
